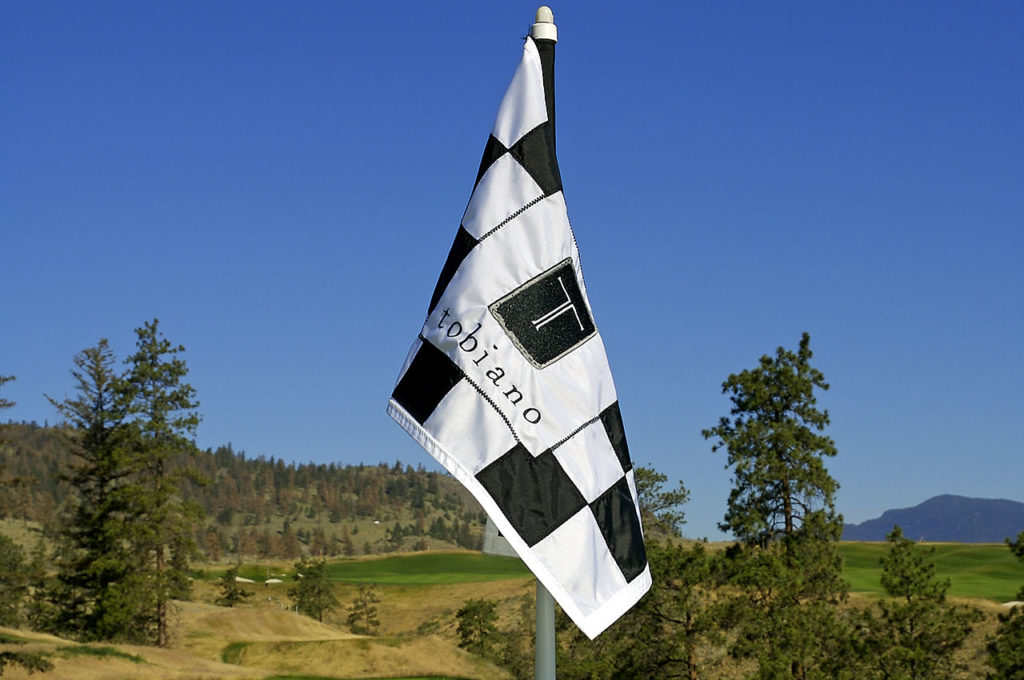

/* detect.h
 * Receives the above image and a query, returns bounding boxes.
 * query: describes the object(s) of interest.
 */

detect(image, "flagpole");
[535,580,556,680]
[529,8,558,679]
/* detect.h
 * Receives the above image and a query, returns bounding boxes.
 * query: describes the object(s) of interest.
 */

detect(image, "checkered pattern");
[387,36,649,639]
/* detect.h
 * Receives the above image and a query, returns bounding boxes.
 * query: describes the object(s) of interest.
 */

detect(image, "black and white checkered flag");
[387,35,649,639]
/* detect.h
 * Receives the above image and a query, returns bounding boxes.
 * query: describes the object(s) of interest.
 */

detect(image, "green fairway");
[214,543,1021,602]
[324,552,531,585]
[840,542,1024,602]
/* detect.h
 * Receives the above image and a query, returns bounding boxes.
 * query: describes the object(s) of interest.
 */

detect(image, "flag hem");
[387,397,651,639]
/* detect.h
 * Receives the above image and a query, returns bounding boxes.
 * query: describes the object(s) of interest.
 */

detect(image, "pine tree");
[703,334,851,679]
[120,319,203,647]
[722,513,854,680]
[0,373,14,410]
[858,526,982,680]
[0,535,28,627]
[559,539,729,680]
[703,332,839,544]
[456,598,499,656]
[346,583,381,634]
[46,339,149,642]
[987,531,1024,679]
[290,557,339,623]
[0,375,37,517]
[215,565,253,608]
[634,466,689,538]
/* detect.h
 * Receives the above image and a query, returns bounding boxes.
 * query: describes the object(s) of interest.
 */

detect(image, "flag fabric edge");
[387,397,652,639]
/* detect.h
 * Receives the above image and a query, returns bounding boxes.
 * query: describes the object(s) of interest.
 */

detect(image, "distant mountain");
[842,494,1024,543]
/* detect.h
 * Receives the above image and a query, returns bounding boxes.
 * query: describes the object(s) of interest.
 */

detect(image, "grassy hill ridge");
[0,422,488,560]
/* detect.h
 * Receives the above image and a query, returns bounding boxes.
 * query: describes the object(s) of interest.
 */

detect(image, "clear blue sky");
[3,2,1021,541]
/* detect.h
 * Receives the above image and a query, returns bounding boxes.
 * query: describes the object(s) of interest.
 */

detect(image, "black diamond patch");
[428,226,479,315]
[391,341,464,425]
[476,444,588,547]
[489,259,596,368]
[590,476,647,583]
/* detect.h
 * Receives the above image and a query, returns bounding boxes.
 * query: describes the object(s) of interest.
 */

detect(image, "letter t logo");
[490,259,596,368]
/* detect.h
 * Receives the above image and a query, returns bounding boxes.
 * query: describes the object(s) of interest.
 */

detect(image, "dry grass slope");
[177,600,511,680]
[0,624,270,680]
[0,597,515,680]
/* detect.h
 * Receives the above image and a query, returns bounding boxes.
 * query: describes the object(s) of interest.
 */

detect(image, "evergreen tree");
[703,332,839,544]
[121,319,203,647]
[24,538,55,632]
[290,557,339,622]
[346,583,381,634]
[722,515,854,680]
[341,526,356,557]
[647,541,728,680]
[46,339,149,642]
[215,565,253,608]
[456,598,499,656]
[0,375,37,515]
[703,334,851,679]
[0,417,53,678]
[559,539,728,680]
[0,535,28,627]
[0,373,14,410]
[987,531,1024,679]
[634,466,689,538]
[858,526,982,680]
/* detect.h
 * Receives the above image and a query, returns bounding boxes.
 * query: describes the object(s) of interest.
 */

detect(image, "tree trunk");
[156,541,167,647]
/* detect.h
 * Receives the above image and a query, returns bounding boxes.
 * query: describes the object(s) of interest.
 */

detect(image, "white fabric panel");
[626,469,642,518]
[553,420,627,504]
[491,38,546,148]
[461,153,543,239]
[532,509,628,619]
[442,193,577,312]
[424,380,517,474]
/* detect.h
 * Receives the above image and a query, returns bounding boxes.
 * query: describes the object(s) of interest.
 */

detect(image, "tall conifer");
[47,339,147,641]
[704,334,850,679]
[121,319,203,647]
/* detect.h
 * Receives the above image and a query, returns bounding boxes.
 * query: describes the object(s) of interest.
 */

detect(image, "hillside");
[843,494,1024,543]
[0,421,487,559]
[0,593,516,680]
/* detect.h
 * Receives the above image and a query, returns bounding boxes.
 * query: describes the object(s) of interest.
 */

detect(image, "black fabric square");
[599,402,632,473]
[474,134,509,189]
[509,122,561,197]
[476,444,587,547]
[590,476,648,583]
[489,258,596,368]
[391,341,464,425]
[428,226,479,315]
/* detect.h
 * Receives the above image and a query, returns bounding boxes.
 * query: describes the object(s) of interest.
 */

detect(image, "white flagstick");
[530,10,558,679]
[536,580,556,680]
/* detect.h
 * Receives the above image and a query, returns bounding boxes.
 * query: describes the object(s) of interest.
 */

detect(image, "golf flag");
[387,32,650,639]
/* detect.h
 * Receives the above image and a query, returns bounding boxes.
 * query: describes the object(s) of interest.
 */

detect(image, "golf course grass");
[839,541,1023,601]
[221,544,1020,601]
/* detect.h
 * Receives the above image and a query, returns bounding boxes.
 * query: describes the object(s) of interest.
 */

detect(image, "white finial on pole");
[530,6,557,42]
